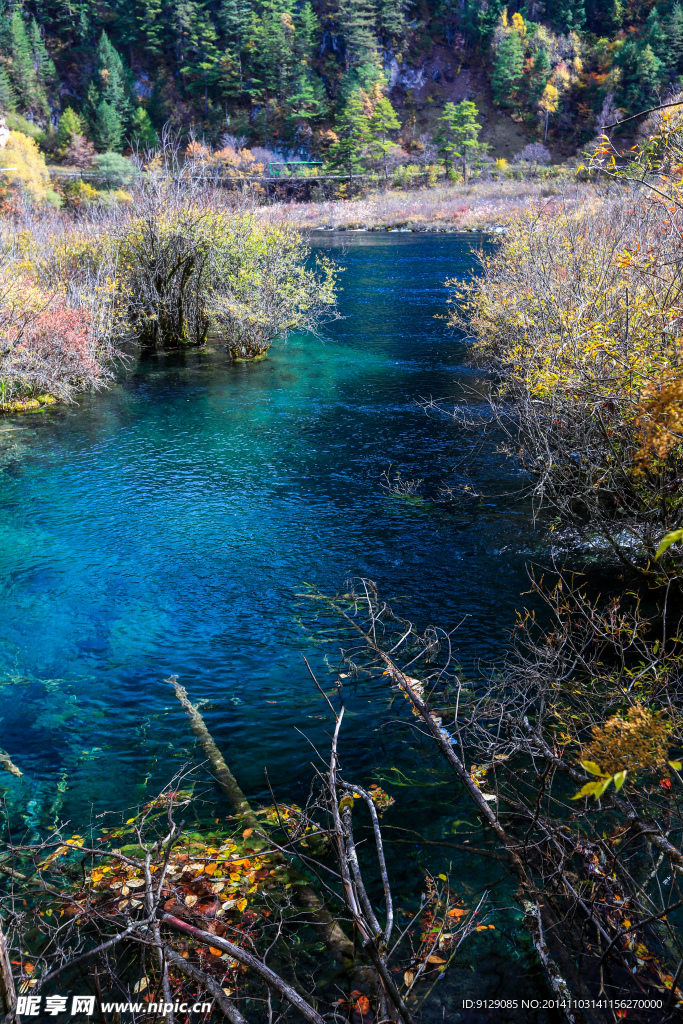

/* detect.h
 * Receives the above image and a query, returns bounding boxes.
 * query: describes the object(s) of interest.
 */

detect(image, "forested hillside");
[0,0,681,160]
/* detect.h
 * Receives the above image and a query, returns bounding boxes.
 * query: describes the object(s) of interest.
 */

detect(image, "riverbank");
[256,178,591,233]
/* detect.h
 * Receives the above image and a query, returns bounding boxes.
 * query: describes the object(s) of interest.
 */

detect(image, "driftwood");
[167,676,356,968]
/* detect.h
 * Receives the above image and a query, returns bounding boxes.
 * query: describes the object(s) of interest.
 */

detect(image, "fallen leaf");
[185,894,198,907]
[403,971,414,987]
[355,995,370,1015]
[209,947,223,957]
[427,955,446,964]
[448,907,466,918]
[121,885,130,896]
[236,898,247,913]
[133,978,148,994]
[204,863,217,875]
[242,828,253,838]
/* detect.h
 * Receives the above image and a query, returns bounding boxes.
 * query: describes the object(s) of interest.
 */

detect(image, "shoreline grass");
[256,178,591,234]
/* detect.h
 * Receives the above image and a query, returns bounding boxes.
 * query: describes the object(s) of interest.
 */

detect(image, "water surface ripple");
[0,233,534,828]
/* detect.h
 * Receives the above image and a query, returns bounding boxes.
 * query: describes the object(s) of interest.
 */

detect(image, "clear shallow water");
[0,231,538,817]
[0,234,548,1012]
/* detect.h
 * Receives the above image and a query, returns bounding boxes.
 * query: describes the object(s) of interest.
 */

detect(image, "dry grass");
[255,178,591,233]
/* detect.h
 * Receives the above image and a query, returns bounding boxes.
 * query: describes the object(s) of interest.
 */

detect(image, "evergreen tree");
[644,9,668,64]
[0,66,16,113]
[530,46,551,98]
[219,0,251,94]
[95,32,132,125]
[135,0,165,60]
[377,0,409,45]
[545,0,585,32]
[664,4,683,75]
[56,106,83,152]
[585,0,621,35]
[616,40,665,113]
[29,17,56,90]
[461,0,505,44]
[435,99,484,181]
[367,95,400,180]
[173,0,219,111]
[329,89,369,176]
[93,98,123,151]
[289,3,327,127]
[335,0,378,74]
[9,12,48,119]
[491,31,525,106]
[130,106,158,148]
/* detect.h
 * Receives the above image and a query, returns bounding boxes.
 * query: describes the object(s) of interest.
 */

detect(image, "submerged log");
[166,676,356,968]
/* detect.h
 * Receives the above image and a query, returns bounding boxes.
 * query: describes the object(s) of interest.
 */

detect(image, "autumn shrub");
[451,191,683,573]
[0,130,57,207]
[206,216,338,359]
[0,277,117,408]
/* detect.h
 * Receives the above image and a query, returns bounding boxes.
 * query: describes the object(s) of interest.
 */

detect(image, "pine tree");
[9,12,48,118]
[219,0,251,94]
[136,0,165,60]
[585,0,621,35]
[130,106,158,148]
[96,32,132,125]
[461,0,505,44]
[377,0,408,45]
[29,17,56,89]
[665,4,683,75]
[530,46,551,98]
[367,95,400,180]
[491,31,525,106]
[289,3,327,127]
[93,98,123,151]
[329,89,370,176]
[435,99,484,181]
[644,9,668,64]
[545,0,585,32]
[56,106,83,152]
[616,40,664,113]
[335,0,378,74]
[0,66,16,113]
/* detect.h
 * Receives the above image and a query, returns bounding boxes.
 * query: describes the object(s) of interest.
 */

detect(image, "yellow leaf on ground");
[404,971,414,987]
[427,955,446,964]
[236,898,247,913]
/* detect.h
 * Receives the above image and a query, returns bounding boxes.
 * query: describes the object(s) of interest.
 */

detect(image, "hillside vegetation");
[0,0,679,167]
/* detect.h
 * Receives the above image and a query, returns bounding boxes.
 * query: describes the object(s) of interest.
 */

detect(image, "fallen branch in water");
[158,913,326,1024]
[167,674,357,968]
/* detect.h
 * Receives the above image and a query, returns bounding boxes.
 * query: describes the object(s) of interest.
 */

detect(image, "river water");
[0,233,549,1018]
